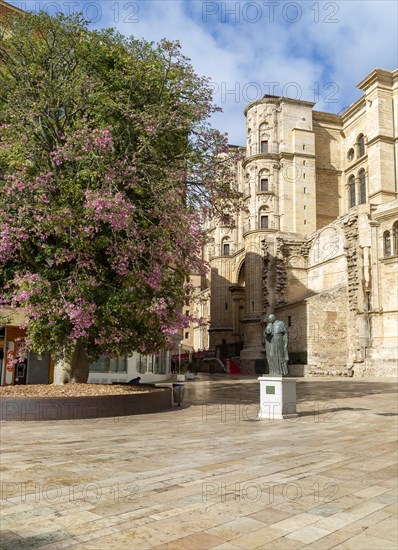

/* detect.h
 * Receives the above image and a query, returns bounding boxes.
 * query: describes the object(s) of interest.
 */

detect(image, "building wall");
[0,0,24,23]
[202,68,398,377]
[312,112,341,228]
[274,301,308,364]
[88,351,171,385]
[306,287,349,371]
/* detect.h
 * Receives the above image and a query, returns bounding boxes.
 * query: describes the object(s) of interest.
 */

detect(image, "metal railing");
[246,144,279,157]
[241,221,276,235]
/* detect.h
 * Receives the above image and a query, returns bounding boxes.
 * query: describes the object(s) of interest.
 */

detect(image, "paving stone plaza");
[0,375,397,549]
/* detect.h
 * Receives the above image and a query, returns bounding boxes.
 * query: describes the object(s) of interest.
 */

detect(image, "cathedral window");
[393,221,398,255]
[260,140,268,153]
[383,231,391,257]
[359,169,366,204]
[221,235,231,256]
[357,134,365,157]
[348,175,356,208]
[260,214,269,229]
[260,177,269,191]
[347,148,355,161]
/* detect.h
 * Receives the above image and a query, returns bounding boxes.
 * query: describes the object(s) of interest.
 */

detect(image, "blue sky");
[10,0,398,144]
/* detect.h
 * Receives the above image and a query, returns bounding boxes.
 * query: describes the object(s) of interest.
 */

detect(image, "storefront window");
[89,356,108,372]
[109,357,127,373]
[89,356,127,373]
[147,355,154,373]
[137,352,167,374]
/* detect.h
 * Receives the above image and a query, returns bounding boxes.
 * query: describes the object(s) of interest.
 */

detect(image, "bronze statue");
[264,314,289,376]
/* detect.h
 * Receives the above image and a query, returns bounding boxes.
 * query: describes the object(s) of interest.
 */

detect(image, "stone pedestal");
[258,376,298,420]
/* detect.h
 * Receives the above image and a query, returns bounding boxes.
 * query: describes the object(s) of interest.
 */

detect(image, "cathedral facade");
[186,68,398,377]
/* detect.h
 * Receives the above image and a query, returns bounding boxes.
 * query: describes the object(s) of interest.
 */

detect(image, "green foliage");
[0,12,241,362]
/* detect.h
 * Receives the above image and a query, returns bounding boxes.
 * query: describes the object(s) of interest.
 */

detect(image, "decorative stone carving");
[262,237,309,306]
[261,240,270,312]
[288,255,306,268]
[362,246,371,291]
[259,195,273,205]
[275,238,289,306]
[300,239,312,259]
[309,226,343,265]
[343,215,360,311]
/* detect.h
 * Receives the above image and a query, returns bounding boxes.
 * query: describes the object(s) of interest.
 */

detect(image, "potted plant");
[185,359,200,380]
[176,363,186,382]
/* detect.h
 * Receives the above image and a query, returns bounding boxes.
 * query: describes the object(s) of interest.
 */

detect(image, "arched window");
[259,123,269,155]
[393,221,398,255]
[222,238,230,256]
[383,231,391,257]
[259,207,269,229]
[348,175,356,208]
[347,148,355,161]
[357,134,365,157]
[359,169,366,204]
[259,176,269,192]
[258,169,270,192]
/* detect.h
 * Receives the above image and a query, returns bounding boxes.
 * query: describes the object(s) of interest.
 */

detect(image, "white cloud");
[15,0,398,144]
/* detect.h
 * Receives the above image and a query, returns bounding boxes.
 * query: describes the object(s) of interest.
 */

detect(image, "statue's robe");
[264,320,289,376]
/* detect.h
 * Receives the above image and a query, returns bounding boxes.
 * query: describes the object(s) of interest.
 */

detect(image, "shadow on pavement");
[181,377,398,407]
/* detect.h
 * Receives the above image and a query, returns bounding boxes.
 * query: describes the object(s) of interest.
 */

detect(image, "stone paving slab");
[0,376,397,549]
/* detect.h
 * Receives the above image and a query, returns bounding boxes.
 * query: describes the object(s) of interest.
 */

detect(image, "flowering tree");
[0,12,241,383]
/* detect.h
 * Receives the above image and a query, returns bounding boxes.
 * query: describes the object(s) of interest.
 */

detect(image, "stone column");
[229,285,245,343]
[239,241,266,373]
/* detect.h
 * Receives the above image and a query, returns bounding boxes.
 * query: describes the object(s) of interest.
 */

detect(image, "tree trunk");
[70,340,89,383]
[53,340,89,384]
[53,343,73,385]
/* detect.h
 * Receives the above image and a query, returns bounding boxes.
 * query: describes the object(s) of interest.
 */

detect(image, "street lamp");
[178,343,182,374]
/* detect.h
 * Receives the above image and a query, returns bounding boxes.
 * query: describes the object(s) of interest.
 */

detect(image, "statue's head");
[268,313,275,323]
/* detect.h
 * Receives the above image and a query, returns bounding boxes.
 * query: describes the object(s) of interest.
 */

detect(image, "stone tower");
[188,69,398,377]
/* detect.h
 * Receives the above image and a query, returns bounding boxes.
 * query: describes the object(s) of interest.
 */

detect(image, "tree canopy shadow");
[182,378,398,407]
